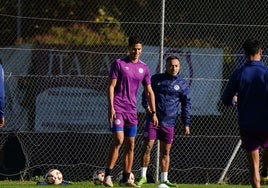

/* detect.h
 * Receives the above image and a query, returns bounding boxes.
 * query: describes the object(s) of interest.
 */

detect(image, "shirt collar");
[245,60,264,65]
[165,71,179,78]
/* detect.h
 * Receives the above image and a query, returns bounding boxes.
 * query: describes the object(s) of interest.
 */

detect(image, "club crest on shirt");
[125,66,129,70]
[138,68,144,74]
[174,85,180,90]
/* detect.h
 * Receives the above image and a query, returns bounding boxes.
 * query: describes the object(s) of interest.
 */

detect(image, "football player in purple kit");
[103,35,158,187]
[136,56,191,187]
[222,38,268,188]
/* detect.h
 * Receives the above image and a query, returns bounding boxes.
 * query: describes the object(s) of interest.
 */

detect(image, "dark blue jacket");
[142,72,191,127]
[222,60,268,131]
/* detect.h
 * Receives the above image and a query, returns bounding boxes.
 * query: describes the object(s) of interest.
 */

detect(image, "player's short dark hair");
[128,35,143,47]
[166,55,180,63]
[242,38,263,57]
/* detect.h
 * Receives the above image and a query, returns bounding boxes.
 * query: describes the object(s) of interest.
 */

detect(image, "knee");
[161,149,170,157]
[144,145,153,155]
[123,139,135,151]
[113,138,124,147]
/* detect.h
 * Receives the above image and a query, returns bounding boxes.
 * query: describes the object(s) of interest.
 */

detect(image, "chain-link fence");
[1,0,268,185]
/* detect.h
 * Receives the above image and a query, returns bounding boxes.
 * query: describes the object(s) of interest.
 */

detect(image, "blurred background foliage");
[2,0,268,48]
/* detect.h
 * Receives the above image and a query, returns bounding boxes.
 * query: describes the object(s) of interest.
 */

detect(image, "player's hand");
[184,126,190,135]
[0,117,5,128]
[108,109,116,128]
[152,114,158,127]
[232,95,238,106]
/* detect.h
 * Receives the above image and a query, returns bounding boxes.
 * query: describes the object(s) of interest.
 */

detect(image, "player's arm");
[222,71,238,106]
[108,78,117,126]
[179,82,191,135]
[141,90,151,114]
[0,64,5,128]
[144,85,158,126]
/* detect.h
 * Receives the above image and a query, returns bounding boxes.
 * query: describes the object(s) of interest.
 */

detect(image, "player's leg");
[120,136,139,187]
[160,141,177,187]
[160,141,171,172]
[104,131,124,187]
[120,113,139,187]
[159,126,176,187]
[246,149,261,188]
[104,114,125,187]
[136,139,155,186]
[107,131,125,169]
[261,147,268,182]
[137,121,156,186]
[240,130,268,188]
[141,139,155,167]
[122,136,135,175]
[260,134,268,183]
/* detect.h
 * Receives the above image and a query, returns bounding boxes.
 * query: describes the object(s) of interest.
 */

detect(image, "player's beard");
[129,53,140,62]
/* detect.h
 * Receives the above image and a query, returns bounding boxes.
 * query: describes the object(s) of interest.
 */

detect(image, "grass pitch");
[0,181,267,188]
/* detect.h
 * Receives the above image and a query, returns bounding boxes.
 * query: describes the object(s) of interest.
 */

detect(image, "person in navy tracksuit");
[222,38,268,188]
[136,55,191,187]
[0,59,5,128]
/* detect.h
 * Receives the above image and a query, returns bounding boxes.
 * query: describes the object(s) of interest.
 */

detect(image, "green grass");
[0,181,268,188]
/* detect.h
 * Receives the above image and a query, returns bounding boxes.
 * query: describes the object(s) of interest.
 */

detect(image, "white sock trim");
[160,172,168,182]
[141,167,147,177]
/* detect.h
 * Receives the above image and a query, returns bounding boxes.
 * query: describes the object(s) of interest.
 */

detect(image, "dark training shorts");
[143,121,174,144]
[240,129,268,152]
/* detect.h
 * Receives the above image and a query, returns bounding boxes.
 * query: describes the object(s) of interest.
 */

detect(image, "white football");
[117,171,135,183]
[45,169,63,185]
[158,183,170,188]
[93,170,105,185]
